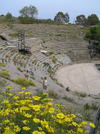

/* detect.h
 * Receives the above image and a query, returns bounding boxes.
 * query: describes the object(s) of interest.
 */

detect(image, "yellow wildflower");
[33,105,40,111]
[25,92,31,95]
[9,122,15,126]
[22,126,30,131]
[49,107,55,113]
[57,113,65,119]
[89,123,95,128]
[8,93,13,96]
[32,130,41,134]
[20,106,30,111]
[5,86,12,89]
[47,126,54,133]
[2,119,9,124]
[65,117,72,122]
[19,91,24,94]
[23,120,29,125]
[13,96,19,99]
[47,102,53,107]
[3,100,9,104]
[41,132,45,134]
[43,93,48,95]
[85,130,89,133]
[22,87,26,90]
[72,122,78,127]
[79,121,87,127]
[41,119,49,128]
[24,113,32,118]
[38,127,42,131]
[32,96,41,101]
[77,128,83,133]
[14,125,21,132]
[33,118,40,123]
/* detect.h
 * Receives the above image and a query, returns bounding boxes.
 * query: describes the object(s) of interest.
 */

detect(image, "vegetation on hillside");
[0,86,95,134]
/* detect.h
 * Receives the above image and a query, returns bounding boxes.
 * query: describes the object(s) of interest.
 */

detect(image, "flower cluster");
[0,86,95,134]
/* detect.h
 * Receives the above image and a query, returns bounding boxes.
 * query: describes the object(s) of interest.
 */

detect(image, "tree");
[64,13,70,23]
[87,14,99,25]
[75,15,86,25]
[5,12,12,20]
[54,12,70,23]
[29,5,38,18]
[54,12,64,22]
[19,5,38,18]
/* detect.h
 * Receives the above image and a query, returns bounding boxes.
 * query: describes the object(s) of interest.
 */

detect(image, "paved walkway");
[55,63,100,95]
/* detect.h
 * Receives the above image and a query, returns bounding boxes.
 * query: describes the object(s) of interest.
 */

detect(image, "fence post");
[89,107,100,134]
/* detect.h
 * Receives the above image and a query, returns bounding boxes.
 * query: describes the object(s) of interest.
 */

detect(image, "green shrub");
[43,62,50,67]
[42,39,46,43]
[52,57,57,63]
[1,71,10,77]
[0,79,6,87]
[75,91,86,97]
[47,51,54,56]
[14,78,36,87]
[84,103,90,110]
[47,69,52,75]
[17,67,24,72]
[6,54,9,57]
[32,60,35,64]
[30,76,35,80]
[62,96,74,103]
[82,111,92,121]
[0,63,5,67]
[48,89,59,99]
[9,33,18,38]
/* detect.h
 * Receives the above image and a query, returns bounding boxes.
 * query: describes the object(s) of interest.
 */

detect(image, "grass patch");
[48,89,59,99]
[30,75,35,80]
[47,51,54,56]
[47,69,53,75]
[84,103,90,110]
[9,33,18,38]
[82,111,92,121]
[0,71,10,77]
[62,96,74,103]
[43,62,50,67]
[52,57,57,64]
[0,63,5,67]
[17,67,24,72]
[0,79,6,87]
[74,91,87,97]
[14,78,36,87]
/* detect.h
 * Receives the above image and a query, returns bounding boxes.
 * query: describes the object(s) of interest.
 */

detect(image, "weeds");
[0,79,6,87]
[0,71,10,77]
[0,63,5,67]
[52,57,57,64]
[74,91,86,97]
[48,89,59,99]
[14,78,36,87]
[62,96,74,103]
[30,76,35,80]
[17,67,24,72]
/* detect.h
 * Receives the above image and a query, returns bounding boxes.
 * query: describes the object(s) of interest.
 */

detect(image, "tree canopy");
[5,12,12,20]
[54,12,70,23]
[86,14,99,25]
[85,24,100,41]
[19,5,38,18]
[75,15,86,25]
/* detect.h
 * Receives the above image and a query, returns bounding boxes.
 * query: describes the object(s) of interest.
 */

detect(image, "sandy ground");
[55,63,100,95]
